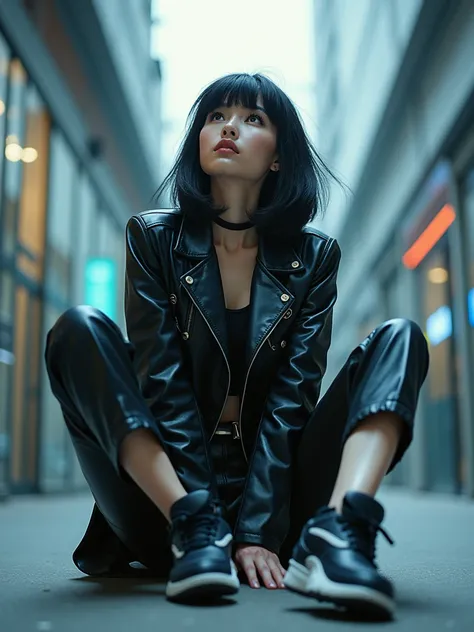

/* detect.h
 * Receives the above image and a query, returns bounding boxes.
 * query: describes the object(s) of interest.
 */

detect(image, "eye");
[209,111,224,122]
[247,113,264,124]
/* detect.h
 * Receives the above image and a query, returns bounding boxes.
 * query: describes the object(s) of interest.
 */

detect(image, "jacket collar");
[174,215,305,273]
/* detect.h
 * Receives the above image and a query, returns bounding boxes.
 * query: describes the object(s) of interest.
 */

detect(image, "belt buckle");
[215,422,241,440]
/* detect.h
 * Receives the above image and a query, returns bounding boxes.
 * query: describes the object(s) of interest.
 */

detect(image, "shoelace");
[172,504,221,552]
[338,502,394,565]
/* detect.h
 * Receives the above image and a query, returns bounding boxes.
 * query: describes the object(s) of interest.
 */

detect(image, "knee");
[46,306,107,360]
[382,318,427,346]
[376,318,429,360]
[52,305,105,336]
[380,318,423,338]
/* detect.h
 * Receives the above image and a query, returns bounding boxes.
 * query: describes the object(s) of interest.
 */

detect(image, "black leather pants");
[45,306,428,575]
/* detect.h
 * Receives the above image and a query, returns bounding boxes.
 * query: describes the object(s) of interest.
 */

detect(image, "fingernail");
[269,582,276,588]
[252,581,260,588]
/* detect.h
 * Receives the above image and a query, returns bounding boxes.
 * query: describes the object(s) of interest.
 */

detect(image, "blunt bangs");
[153,73,342,238]
[190,73,287,131]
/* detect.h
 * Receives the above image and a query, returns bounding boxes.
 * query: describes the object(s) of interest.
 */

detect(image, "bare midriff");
[220,394,240,422]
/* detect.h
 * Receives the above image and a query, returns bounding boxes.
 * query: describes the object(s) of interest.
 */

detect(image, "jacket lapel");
[181,253,229,356]
[174,217,228,356]
[246,236,304,362]
[173,215,306,365]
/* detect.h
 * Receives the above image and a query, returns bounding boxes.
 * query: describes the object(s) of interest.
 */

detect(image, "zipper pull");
[231,421,241,440]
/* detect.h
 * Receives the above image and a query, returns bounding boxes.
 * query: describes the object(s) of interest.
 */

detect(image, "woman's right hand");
[234,544,286,589]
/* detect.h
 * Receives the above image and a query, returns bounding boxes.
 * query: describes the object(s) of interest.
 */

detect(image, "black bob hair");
[153,73,341,237]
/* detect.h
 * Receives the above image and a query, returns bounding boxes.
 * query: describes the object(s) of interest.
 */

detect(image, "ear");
[270,160,280,172]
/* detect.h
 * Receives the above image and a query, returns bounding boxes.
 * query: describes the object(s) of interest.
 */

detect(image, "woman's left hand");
[234,544,286,589]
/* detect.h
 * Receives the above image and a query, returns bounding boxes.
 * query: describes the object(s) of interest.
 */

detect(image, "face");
[199,98,279,183]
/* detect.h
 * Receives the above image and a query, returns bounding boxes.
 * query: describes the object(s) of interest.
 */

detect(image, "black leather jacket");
[125,209,341,554]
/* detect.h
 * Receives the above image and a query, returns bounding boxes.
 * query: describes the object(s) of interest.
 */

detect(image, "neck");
[211,177,260,251]
[212,222,258,251]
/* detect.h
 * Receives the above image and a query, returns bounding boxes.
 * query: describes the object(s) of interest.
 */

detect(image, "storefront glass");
[97,209,125,328]
[417,236,462,492]
[1,58,27,260]
[0,33,9,220]
[382,267,409,486]
[1,56,28,489]
[0,32,11,496]
[7,77,50,492]
[39,303,69,490]
[0,36,126,494]
[44,128,76,306]
[39,129,78,490]
[464,168,474,365]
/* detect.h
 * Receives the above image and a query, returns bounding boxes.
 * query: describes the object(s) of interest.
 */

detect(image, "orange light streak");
[402,204,456,270]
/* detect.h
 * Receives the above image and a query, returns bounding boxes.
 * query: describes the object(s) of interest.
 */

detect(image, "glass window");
[17,85,50,282]
[10,285,43,490]
[464,169,474,361]
[0,33,10,222]
[2,58,27,260]
[45,129,77,304]
[71,172,98,305]
[463,169,474,492]
[87,208,125,328]
[0,287,14,495]
[381,269,409,486]
[0,268,14,322]
[417,237,462,492]
[39,303,69,490]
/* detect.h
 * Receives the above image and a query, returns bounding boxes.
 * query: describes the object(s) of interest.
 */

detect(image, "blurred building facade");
[0,0,162,497]
[314,0,474,497]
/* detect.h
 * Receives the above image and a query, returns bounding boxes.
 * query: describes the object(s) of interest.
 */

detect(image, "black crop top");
[226,305,250,396]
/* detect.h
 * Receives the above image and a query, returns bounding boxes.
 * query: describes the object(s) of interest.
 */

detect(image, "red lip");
[214,139,239,153]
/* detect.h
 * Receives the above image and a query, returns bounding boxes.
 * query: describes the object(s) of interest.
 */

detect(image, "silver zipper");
[182,286,230,440]
[238,304,292,461]
[184,303,195,337]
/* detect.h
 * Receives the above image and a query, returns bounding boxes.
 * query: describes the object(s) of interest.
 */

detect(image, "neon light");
[468,289,474,327]
[426,305,452,346]
[402,204,456,269]
[85,258,117,321]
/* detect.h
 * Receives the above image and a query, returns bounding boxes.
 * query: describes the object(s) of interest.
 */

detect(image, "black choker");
[213,216,254,231]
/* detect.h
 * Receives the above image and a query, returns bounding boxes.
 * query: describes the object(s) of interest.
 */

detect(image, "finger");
[267,557,285,589]
[254,556,277,589]
[239,555,260,589]
[233,554,242,571]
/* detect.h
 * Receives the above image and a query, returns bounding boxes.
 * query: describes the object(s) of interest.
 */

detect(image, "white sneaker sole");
[166,562,240,601]
[284,557,394,617]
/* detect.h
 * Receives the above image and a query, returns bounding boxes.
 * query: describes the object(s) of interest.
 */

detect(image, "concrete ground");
[1,488,473,632]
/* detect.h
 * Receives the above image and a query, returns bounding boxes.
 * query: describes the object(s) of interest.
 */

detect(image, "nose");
[221,116,239,139]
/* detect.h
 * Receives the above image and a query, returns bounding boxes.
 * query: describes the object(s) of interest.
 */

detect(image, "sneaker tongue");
[342,491,384,525]
[170,490,212,521]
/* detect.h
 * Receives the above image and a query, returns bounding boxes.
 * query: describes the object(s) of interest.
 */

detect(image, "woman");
[45,73,429,617]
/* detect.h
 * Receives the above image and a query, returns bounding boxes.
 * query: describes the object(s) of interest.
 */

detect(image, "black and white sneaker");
[284,492,395,618]
[165,490,239,601]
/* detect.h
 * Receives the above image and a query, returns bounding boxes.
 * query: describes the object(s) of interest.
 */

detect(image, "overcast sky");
[151,0,317,179]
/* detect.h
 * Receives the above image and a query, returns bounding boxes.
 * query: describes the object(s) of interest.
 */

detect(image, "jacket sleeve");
[125,215,215,493]
[234,239,341,553]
